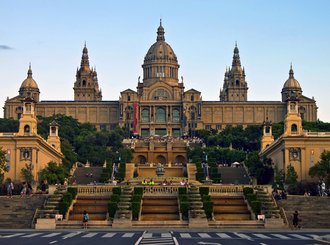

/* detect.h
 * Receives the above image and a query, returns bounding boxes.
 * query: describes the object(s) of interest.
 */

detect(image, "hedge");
[108,202,118,218]
[132,201,141,220]
[67,187,77,199]
[58,202,69,216]
[251,200,261,215]
[112,187,122,195]
[134,187,143,196]
[180,202,189,220]
[110,194,120,203]
[178,187,187,195]
[179,194,188,202]
[199,187,209,196]
[203,201,213,219]
[243,187,254,196]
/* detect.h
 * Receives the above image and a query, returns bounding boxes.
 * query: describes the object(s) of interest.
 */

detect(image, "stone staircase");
[218,167,250,184]
[140,195,180,221]
[212,195,252,220]
[277,195,330,228]
[256,189,281,219]
[69,195,110,221]
[71,166,103,185]
[0,195,46,229]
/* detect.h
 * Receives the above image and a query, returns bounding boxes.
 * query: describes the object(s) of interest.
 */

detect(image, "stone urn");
[156,163,165,177]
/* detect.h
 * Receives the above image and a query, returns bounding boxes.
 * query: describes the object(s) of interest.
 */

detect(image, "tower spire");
[289,63,294,78]
[27,63,32,78]
[81,42,90,70]
[157,19,165,41]
[232,42,241,67]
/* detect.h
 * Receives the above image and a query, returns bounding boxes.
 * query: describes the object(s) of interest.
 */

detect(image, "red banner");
[133,103,139,135]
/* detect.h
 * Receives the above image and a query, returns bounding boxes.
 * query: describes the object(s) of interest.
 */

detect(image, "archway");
[156,155,166,165]
[174,155,186,165]
[138,155,147,164]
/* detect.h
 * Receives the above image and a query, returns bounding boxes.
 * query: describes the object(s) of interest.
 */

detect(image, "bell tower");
[261,117,274,150]
[47,120,61,151]
[220,43,248,101]
[73,43,102,101]
[17,97,38,136]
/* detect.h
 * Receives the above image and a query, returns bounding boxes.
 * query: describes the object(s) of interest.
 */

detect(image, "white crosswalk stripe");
[1,233,25,238]
[62,232,82,239]
[161,233,172,238]
[216,233,232,238]
[253,233,272,239]
[198,233,211,238]
[143,233,153,238]
[21,233,43,238]
[288,234,312,240]
[42,232,61,237]
[82,232,98,238]
[271,234,291,239]
[122,233,135,238]
[102,232,116,238]
[234,233,253,240]
[180,233,192,238]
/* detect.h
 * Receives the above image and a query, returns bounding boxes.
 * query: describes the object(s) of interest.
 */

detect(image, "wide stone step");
[69,213,107,220]
[142,199,178,205]
[72,206,108,212]
[212,199,246,205]
[140,214,180,221]
[214,209,250,214]
[214,213,251,220]
[214,206,249,212]
[142,208,179,214]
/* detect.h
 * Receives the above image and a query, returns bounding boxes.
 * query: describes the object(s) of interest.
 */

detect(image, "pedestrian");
[20,182,27,198]
[292,210,300,229]
[6,180,14,198]
[82,210,89,229]
[41,180,47,194]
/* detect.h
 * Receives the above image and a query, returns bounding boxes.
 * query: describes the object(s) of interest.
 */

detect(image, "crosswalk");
[0,231,321,241]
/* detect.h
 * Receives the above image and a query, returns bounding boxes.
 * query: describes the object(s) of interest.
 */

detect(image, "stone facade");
[3,21,317,135]
[0,98,63,182]
[260,95,330,181]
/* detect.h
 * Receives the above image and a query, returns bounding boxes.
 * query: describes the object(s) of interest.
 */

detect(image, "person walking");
[82,210,89,229]
[292,210,300,229]
[6,180,14,198]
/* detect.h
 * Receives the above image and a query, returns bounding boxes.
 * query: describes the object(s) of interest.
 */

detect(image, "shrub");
[134,187,143,196]
[110,194,120,203]
[251,200,261,215]
[132,201,141,220]
[202,195,211,202]
[180,202,189,220]
[132,194,142,202]
[112,187,122,195]
[67,187,77,199]
[243,187,254,196]
[199,187,209,196]
[62,193,73,204]
[203,201,213,219]
[196,172,205,182]
[108,202,118,218]
[178,187,187,195]
[179,194,188,202]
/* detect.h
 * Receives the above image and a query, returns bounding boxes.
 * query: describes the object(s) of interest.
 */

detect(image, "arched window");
[152,89,169,100]
[236,80,240,86]
[156,107,166,122]
[291,124,298,134]
[172,109,180,122]
[265,126,270,134]
[191,95,194,101]
[82,80,86,87]
[141,108,150,122]
[51,126,56,135]
[24,125,30,133]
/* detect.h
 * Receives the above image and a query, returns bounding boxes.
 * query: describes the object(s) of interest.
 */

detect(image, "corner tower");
[220,43,248,101]
[73,43,102,101]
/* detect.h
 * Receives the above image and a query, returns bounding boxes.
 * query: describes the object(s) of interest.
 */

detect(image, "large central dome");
[141,20,180,86]
[144,21,178,63]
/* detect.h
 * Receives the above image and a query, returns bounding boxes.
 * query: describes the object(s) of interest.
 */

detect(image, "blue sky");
[1,0,330,121]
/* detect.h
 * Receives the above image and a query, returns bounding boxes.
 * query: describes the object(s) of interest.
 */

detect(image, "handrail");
[280,207,289,228]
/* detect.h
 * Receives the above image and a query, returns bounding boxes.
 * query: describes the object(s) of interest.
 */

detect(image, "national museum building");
[3,21,317,136]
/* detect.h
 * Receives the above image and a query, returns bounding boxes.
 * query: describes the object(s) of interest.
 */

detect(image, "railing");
[75,185,114,194]
[304,131,330,137]
[209,185,244,194]
[142,185,179,194]
[280,207,289,228]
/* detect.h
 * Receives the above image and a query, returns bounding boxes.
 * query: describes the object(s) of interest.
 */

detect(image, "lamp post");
[202,151,209,180]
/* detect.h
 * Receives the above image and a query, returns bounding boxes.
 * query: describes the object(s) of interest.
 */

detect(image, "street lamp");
[202,151,209,180]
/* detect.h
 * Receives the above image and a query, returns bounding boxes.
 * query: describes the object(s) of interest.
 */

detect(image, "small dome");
[20,65,39,89]
[283,66,301,89]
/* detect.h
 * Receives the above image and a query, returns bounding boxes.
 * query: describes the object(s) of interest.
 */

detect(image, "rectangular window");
[205,125,211,130]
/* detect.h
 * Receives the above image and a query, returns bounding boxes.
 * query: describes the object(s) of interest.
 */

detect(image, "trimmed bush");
[108,202,118,218]
[62,193,73,204]
[132,194,142,203]
[203,201,213,219]
[202,195,211,202]
[199,187,209,196]
[196,172,205,182]
[132,201,141,220]
[179,194,188,202]
[243,187,254,196]
[134,187,143,196]
[178,187,187,195]
[180,202,189,220]
[112,187,122,195]
[251,200,261,215]
[58,202,69,216]
[67,187,77,199]
[110,194,120,203]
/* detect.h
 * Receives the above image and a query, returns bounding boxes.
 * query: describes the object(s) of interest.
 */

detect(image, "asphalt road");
[0,230,329,245]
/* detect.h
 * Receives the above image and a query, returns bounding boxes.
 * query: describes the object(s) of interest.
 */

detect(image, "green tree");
[285,165,298,185]
[0,118,19,132]
[0,147,8,183]
[21,162,34,183]
[39,161,68,184]
[309,150,330,186]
